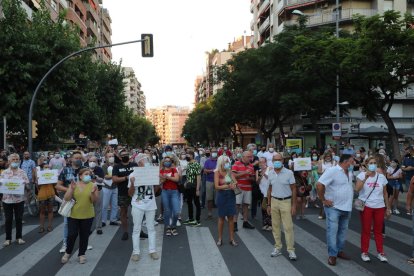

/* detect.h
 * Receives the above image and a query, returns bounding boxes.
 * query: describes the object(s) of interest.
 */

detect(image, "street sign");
[332,123,341,139]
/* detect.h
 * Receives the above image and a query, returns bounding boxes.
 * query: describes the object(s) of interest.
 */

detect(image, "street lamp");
[356,118,362,137]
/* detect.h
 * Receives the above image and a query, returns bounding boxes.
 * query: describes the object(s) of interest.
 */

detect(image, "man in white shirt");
[263,144,276,167]
[317,154,354,266]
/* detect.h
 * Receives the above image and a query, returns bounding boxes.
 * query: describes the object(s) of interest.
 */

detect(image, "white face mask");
[108,157,115,163]
[89,162,96,169]
[356,154,361,158]
[268,148,274,153]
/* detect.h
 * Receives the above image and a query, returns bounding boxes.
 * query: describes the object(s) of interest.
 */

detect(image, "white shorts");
[236,190,252,205]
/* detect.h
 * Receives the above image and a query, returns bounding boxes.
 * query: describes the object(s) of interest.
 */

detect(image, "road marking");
[237,227,302,276]
[389,215,412,228]
[0,224,38,249]
[0,223,64,275]
[186,226,231,276]
[293,224,374,276]
[383,225,412,244]
[124,224,164,276]
[308,214,414,275]
[55,224,119,275]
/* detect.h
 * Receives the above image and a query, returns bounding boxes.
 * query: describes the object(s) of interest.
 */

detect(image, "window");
[384,0,393,11]
[51,0,57,11]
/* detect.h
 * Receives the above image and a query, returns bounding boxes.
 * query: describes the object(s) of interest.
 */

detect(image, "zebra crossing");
[0,208,413,276]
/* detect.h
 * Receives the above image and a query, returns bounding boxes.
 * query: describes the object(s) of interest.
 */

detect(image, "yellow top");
[70,183,95,219]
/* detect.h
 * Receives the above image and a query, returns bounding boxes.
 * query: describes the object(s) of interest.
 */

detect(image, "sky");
[104,0,252,109]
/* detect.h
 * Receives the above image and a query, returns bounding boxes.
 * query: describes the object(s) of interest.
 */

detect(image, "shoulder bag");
[353,175,378,211]
[58,198,76,217]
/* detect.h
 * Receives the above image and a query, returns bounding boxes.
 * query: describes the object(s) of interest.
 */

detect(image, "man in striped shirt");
[232,151,255,231]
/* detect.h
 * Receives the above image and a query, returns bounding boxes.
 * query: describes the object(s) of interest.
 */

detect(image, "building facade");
[123,67,146,117]
[146,106,190,145]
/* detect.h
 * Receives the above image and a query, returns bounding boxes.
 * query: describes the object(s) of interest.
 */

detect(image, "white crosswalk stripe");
[187,226,231,276]
[389,215,412,228]
[308,214,414,275]
[237,227,302,276]
[0,223,65,276]
[55,224,119,275]
[124,224,164,276]
[0,224,37,249]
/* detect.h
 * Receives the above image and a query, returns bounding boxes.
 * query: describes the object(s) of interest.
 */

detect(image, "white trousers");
[131,207,156,255]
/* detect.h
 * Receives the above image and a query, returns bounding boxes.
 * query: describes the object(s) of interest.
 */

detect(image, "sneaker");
[318,215,324,219]
[262,225,268,231]
[393,209,400,215]
[377,253,388,262]
[61,253,70,264]
[288,251,297,260]
[150,252,159,260]
[17,239,25,245]
[156,215,163,222]
[3,240,11,247]
[131,254,140,262]
[154,220,159,226]
[101,222,106,227]
[171,228,178,236]
[121,232,129,241]
[192,221,201,227]
[271,248,282,257]
[87,245,93,250]
[243,221,255,229]
[165,228,172,236]
[176,220,181,227]
[59,243,67,253]
[140,231,148,239]
[361,253,371,262]
[79,255,87,264]
[182,219,195,225]
[265,225,272,231]
[97,229,103,235]
[110,221,119,226]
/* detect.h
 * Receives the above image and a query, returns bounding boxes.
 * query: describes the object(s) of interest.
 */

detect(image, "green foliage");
[0,0,157,149]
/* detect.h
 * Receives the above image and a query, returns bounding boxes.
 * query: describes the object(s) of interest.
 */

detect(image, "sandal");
[229,240,238,247]
[216,239,223,246]
[38,227,45,233]
[47,226,53,232]
[407,258,414,265]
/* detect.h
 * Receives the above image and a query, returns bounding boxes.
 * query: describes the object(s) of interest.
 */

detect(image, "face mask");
[73,160,83,167]
[273,161,283,169]
[312,156,318,161]
[390,162,397,168]
[166,151,172,157]
[121,156,129,163]
[224,147,227,150]
[185,157,191,162]
[253,150,257,156]
[89,162,96,169]
[224,163,231,170]
[356,154,361,158]
[11,162,19,169]
[211,153,217,158]
[205,153,211,157]
[164,161,172,168]
[82,175,92,183]
[368,164,377,172]
[108,157,115,163]
[268,148,274,153]
[348,165,354,171]
[55,154,60,159]
[181,155,186,160]
[152,155,156,160]
[237,153,242,159]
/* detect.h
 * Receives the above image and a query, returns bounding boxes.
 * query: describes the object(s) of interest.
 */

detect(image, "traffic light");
[141,34,154,57]
[32,120,38,139]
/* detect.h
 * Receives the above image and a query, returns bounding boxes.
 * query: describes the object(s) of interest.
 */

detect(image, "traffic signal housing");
[141,34,154,57]
[32,120,38,139]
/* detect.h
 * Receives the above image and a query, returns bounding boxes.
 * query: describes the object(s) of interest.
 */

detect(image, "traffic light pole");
[28,38,147,154]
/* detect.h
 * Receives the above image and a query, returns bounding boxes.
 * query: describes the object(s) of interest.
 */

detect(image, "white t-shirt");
[128,180,157,211]
[179,160,188,176]
[357,172,387,209]
[263,151,274,167]
[386,167,402,179]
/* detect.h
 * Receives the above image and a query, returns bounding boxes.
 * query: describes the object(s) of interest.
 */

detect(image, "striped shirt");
[318,165,354,211]
[232,161,254,191]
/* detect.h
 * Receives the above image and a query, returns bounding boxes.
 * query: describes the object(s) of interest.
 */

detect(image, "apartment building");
[250,0,414,150]
[15,0,112,62]
[123,67,146,117]
[146,106,190,145]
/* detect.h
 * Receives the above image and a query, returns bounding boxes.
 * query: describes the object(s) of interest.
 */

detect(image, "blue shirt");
[203,158,217,182]
[318,165,354,212]
[403,156,414,180]
[20,159,36,182]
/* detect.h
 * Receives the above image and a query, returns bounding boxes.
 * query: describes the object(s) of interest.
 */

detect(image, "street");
[0,204,412,276]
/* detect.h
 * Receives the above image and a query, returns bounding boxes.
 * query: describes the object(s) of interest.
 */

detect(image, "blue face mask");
[82,175,92,183]
[10,162,19,169]
[273,161,283,169]
[253,150,257,156]
[164,161,172,168]
[224,163,231,170]
[368,164,377,172]
[166,152,172,156]
[348,165,354,171]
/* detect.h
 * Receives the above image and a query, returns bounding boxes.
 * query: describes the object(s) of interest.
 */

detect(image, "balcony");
[305,9,378,27]
[285,0,323,7]
[250,0,255,13]
[250,18,255,31]
[258,0,270,16]
[259,16,270,34]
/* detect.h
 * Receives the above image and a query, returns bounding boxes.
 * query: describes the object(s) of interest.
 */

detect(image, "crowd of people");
[1,142,414,266]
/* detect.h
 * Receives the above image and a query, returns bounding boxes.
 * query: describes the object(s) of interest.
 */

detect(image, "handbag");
[353,175,378,211]
[58,199,76,217]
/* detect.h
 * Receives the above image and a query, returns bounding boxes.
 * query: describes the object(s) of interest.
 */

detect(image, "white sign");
[131,166,159,186]
[293,158,312,171]
[108,138,118,145]
[332,123,342,137]
[37,169,59,185]
[0,178,25,195]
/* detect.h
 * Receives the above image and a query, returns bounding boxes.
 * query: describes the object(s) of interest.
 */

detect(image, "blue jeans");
[324,207,351,257]
[161,189,180,228]
[102,187,118,223]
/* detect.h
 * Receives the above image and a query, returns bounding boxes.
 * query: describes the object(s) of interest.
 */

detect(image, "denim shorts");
[389,179,401,190]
